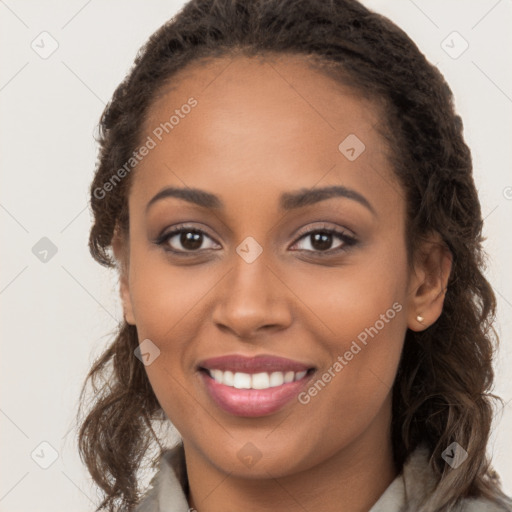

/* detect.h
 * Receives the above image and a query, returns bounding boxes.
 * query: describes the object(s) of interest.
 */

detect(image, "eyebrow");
[146,185,376,215]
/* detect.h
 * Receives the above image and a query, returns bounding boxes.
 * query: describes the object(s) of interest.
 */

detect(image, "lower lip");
[200,371,311,417]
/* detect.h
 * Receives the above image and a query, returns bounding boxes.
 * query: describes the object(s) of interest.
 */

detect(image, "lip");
[197,354,316,417]
[197,354,313,373]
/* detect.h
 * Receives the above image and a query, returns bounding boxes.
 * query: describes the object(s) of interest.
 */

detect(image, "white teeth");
[294,370,307,381]
[284,371,295,383]
[233,372,252,389]
[252,372,270,389]
[223,370,234,386]
[211,369,223,382]
[269,371,284,387]
[207,369,309,389]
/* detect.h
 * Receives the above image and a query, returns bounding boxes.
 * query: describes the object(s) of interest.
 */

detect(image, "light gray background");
[1,1,511,510]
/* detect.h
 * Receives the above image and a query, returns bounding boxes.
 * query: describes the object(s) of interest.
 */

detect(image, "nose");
[211,252,293,341]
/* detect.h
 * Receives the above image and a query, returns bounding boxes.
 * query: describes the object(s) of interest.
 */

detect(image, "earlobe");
[112,228,136,326]
[407,236,452,332]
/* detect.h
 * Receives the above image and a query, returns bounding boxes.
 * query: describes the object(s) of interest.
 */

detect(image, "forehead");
[143,53,383,150]
[131,54,402,214]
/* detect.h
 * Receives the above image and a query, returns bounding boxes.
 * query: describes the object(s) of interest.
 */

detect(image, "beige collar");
[134,443,508,512]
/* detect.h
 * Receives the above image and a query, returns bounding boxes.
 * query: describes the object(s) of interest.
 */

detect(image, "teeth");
[252,372,270,389]
[207,369,309,389]
[269,371,284,387]
[211,369,223,382]
[233,372,251,389]
[284,371,295,383]
[295,370,307,381]
[223,370,234,386]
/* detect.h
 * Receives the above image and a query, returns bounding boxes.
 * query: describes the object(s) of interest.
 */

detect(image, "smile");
[207,369,308,389]
[197,354,316,417]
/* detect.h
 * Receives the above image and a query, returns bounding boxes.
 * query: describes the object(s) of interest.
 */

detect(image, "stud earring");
[416,315,424,323]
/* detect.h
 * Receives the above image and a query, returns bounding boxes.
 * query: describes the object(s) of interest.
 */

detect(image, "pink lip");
[198,354,312,373]
[200,372,312,417]
[197,354,315,417]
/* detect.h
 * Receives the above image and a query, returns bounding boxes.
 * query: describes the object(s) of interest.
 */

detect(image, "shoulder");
[133,444,189,512]
[459,498,512,511]
[402,444,512,512]
[458,496,512,512]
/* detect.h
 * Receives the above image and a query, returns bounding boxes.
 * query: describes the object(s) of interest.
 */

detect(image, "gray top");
[134,443,511,512]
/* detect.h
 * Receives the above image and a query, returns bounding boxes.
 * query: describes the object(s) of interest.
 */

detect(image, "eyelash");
[155,223,358,258]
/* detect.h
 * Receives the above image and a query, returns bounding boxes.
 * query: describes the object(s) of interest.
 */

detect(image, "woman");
[77,0,512,510]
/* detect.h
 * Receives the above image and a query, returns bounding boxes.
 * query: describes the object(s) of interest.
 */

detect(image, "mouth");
[200,367,312,389]
[197,355,316,417]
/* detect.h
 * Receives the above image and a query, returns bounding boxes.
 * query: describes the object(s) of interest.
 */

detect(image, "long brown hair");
[77,1,510,510]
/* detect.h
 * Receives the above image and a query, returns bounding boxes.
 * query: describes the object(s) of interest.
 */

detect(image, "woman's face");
[117,55,428,478]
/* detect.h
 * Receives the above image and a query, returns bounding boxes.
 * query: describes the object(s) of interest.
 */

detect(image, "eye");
[155,225,220,254]
[291,225,357,255]
[155,223,357,257]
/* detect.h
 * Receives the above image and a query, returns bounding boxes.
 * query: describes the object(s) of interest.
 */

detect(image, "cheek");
[289,241,408,346]
[127,249,234,428]
[128,247,214,341]
[292,244,408,412]
[293,298,406,468]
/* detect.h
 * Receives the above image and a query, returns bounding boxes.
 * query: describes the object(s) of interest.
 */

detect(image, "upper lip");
[198,354,315,374]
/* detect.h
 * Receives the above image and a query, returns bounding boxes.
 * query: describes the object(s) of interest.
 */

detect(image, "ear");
[112,226,136,325]
[406,233,452,332]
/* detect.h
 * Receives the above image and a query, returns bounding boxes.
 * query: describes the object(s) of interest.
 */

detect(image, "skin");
[113,54,452,512]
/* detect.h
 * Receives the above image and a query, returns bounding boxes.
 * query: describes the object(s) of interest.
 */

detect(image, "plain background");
[0,0,511,510]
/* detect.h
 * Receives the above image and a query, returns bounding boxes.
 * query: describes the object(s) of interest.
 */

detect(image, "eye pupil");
[311,232,332,251]
[181,231,203,250]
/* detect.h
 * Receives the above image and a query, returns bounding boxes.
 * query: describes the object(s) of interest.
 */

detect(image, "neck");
[184,401,397,512]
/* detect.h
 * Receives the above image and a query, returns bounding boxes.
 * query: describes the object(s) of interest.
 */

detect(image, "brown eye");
[309,232,336,251]
[292,227,357,255]
[157,227,220,254]
[177,231,203,250]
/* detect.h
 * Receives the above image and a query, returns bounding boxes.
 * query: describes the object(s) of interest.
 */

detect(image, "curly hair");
[76,0,511,510]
